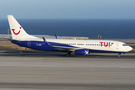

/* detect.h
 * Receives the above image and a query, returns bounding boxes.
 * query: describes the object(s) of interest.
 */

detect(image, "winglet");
[55,34,58,39]
[42,37,52,46]
[42,37,46,42]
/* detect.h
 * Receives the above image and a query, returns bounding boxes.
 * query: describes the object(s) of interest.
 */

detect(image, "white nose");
[128,46,133,51]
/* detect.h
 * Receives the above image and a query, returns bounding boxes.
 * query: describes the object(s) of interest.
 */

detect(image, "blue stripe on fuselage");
[11,40,77,51]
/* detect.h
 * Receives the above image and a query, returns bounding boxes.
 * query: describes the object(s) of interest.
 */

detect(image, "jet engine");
[75,49,89,55]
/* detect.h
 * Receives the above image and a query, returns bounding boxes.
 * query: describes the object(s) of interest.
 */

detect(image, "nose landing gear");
[117,52,125,57]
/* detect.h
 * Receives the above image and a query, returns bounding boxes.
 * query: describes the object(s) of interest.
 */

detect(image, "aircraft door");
[116,43,119,49]
[27,41,31,47]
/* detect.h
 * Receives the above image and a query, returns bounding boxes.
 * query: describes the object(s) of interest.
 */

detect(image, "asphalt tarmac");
[0,46,135,90]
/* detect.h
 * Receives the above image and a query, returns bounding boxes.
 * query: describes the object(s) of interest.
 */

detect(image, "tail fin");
[7,15,37,40]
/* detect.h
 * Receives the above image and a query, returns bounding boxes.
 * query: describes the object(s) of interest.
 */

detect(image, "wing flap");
[54,46,80,51]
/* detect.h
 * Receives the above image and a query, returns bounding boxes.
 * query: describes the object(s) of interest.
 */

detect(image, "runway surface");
[0,52,135,90]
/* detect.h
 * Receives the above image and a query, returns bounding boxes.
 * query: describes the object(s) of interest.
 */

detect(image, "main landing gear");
[66,51,72,56]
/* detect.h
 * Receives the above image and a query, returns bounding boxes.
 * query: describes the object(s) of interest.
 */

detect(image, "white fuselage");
[18,37,133,53]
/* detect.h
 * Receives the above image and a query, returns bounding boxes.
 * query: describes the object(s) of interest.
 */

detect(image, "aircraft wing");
[42,37,82,51]
[53,46,81,51]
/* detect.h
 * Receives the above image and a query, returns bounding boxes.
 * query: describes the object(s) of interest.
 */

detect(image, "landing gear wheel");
[66,51,71,56]
[118,54,121,57]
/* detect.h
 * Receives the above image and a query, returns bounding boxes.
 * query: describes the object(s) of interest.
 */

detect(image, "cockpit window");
[123,44,127,46]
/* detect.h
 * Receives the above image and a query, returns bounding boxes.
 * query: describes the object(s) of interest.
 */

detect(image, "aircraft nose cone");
[128,46,133,51]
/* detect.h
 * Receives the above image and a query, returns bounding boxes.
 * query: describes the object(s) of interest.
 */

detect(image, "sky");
[0,0,135,19]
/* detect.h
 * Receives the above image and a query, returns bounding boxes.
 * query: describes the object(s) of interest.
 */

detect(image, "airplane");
[7,15,133,57]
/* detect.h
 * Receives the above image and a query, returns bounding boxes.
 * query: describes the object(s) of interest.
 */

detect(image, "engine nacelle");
[75,49,89,55]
